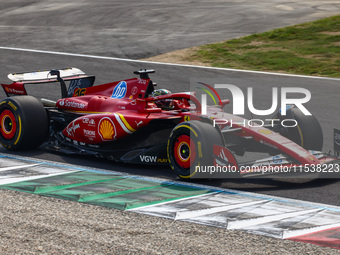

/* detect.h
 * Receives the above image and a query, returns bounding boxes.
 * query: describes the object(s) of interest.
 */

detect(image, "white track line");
[283,222,340,239]
[175,200,267,220]
[0,163,40,172]
[0,46,340,81]
[227,208,323,229]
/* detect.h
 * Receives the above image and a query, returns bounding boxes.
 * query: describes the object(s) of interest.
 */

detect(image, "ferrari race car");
[0,68,339,179]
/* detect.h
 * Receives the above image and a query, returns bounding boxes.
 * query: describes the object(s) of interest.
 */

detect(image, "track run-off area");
[1,152,340,249]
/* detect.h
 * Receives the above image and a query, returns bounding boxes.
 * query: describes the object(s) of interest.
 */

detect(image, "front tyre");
[0,96,49,150]
[274,105,323,151]
[167,121,223,179]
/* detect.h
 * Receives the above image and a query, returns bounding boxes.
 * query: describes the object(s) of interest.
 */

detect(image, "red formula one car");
[0,68,338,179]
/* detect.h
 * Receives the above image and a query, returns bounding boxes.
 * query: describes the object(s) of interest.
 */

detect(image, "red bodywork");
[55,75,322,167]
[56,77,193,145]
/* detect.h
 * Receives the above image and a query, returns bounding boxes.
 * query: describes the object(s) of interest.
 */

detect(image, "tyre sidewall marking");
[14,114,22,146]
[0,100,22,148]
[167,123,203,178]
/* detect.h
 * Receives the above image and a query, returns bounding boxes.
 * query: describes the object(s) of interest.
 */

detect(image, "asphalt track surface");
[1,0,340,59]
[0,0,340,249]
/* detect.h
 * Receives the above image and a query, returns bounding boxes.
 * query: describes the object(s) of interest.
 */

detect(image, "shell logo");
[98,117,116,140]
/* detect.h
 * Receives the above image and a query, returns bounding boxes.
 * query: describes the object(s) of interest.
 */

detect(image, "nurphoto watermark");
[188,78,339,179]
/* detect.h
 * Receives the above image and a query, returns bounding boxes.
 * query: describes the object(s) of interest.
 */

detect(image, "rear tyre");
[167,121,223,179]
[274,105,323,151]
[0,96,49,150]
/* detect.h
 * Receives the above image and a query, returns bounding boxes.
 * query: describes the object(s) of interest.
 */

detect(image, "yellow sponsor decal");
[64,110,112,114]
[74,88,86,97]
[99,118,115,140]
[157,158,168,163]
[117,113,136,132]
[184,116,190,122]
[258,129,272,135]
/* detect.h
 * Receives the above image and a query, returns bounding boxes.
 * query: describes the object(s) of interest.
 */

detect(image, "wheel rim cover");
[174,134,196,169]
[0,109,17,140]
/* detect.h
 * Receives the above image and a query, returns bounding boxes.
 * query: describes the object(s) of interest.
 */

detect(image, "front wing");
[212,145,340,179]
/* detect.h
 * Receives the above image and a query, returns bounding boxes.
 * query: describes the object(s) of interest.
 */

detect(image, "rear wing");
[1,67,95,98]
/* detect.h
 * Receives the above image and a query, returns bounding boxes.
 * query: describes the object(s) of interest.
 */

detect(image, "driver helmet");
[151,89,174,110]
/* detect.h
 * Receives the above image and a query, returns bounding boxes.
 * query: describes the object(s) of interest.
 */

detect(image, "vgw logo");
[111,81,127,99]
[201,84,311,116]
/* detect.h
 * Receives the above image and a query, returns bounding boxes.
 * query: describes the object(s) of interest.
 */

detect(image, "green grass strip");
[186,15,340,77]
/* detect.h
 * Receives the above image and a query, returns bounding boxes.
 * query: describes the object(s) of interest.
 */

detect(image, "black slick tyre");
[0,96,49,150]
[275,105,323,151]
[167,120,223,179]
